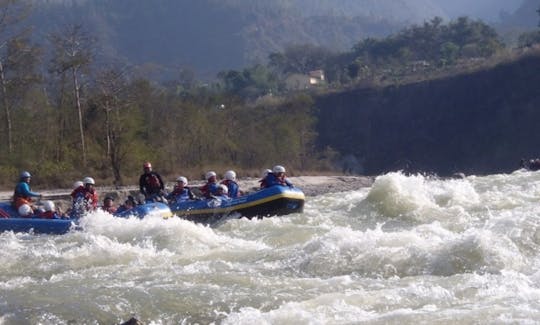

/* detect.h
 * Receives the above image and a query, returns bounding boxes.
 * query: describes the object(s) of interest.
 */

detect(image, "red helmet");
[143,162,152,169]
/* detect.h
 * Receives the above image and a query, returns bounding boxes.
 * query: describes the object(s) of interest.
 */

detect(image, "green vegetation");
[1,1,539,189]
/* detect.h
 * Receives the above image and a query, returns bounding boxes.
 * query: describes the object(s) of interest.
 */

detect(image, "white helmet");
[83,177,95,185]
[205,171,217,180]
[273,165,286,173]
[262,169,272,177]
[43,200,55,212]
[73,181,83,189]
[18,204,33,216]
[218,184,228,194]
[224,170,236,181]
[176,176,188,185]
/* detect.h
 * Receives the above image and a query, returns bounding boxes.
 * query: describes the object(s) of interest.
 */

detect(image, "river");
[1,171,540,324]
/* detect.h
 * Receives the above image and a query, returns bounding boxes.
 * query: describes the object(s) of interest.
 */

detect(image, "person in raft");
[220,170,242,198]
[139,161,166,202]
[101,196,117,213]
[12,171,42,217]
[199,171,219,199]
[214,184,230,200]
[259,168,272,189]
[37,200,66,219]
[116,196,137,214]
[81,177,99,211]
[167,176,195,204]
[264,165,293,187]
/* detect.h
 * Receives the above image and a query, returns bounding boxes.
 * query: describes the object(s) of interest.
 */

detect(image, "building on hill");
[285,70,325,90]
[309,70,325,85]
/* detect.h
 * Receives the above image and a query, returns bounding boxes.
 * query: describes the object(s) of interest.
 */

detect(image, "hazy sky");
[432,0,525,22]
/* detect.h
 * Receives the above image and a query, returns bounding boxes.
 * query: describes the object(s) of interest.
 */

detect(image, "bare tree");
[93,68,133,184]
[0,0,32,153]
[48,24,94,166]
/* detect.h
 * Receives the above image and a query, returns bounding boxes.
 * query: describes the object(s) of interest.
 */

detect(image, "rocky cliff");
[316,51,540,176]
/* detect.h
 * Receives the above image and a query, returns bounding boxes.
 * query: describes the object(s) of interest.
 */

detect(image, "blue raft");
[169,185,305,224]
[0,202,74,235]
[0,202,172,235]
[113,202,172,219]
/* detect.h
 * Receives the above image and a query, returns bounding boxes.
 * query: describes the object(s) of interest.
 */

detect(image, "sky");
[432,0,526,22]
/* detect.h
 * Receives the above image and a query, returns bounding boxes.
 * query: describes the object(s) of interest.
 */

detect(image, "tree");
[268,44,334,75]
[218,64,279,98]
[48,24,95,166]
[90,68,135,184]
[0,0,33,154]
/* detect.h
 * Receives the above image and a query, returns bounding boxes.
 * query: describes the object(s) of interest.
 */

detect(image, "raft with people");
[0,202,76,234]
[0,164,302,233]
[0,201,172,235]
[170,184,305,224]
[166,165,305,224]
[520,158,540,171]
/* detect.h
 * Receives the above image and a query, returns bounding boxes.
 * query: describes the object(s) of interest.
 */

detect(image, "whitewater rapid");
[2,171,540,324]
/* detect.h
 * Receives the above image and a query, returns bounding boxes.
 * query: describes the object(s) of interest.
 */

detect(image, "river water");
[2,171,540,324]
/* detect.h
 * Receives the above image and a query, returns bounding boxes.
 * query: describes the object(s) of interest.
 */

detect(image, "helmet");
[83,177,95,185]
[224,170,236,181]
[73,181,83,189]
[43,200,55,212]
[18,204,33,216]
[176,176,188,185]
[205,171,217,180]
[218,184,228,194]
[273,165,286,173]
[143,162,152,169]
[20,171,31,178]
[262,169,272,177]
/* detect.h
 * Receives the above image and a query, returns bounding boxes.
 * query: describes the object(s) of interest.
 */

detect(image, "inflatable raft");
[169,185,305,224]
[0,202,75,234]
[520,158,540,171]
[0,202,172,235]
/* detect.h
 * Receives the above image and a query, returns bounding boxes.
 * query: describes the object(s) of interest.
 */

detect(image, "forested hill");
[315,50,540,176]
[28,0,447,78]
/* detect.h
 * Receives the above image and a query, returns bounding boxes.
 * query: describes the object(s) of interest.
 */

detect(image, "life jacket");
[264,173,291,187]
[80,188,98,211]
[143,172,162,195]
[169,187,193,203]
[147,174,161,189]
[13,182,35,208]
[39,211,59,219]
[13,197,31,209]
[221,180,240,198]
[200,182,218,198]
[71,186,85,200]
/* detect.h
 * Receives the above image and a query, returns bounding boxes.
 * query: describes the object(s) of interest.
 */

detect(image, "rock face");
[315,52,540,176]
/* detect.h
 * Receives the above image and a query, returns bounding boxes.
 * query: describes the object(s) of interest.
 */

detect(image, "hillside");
[499,0,540,27]
[27,0,450,79]
[432,0,524,22]
[315,50,540,176]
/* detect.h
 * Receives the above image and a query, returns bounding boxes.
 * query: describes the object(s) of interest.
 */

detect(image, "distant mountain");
[26,0,453,79]
[430,0,525,22]
[25,0,528,79]
[286,0,447,22]
[499,0,540,28]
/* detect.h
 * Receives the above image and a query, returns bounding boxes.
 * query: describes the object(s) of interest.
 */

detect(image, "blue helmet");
[20,171,31,178]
